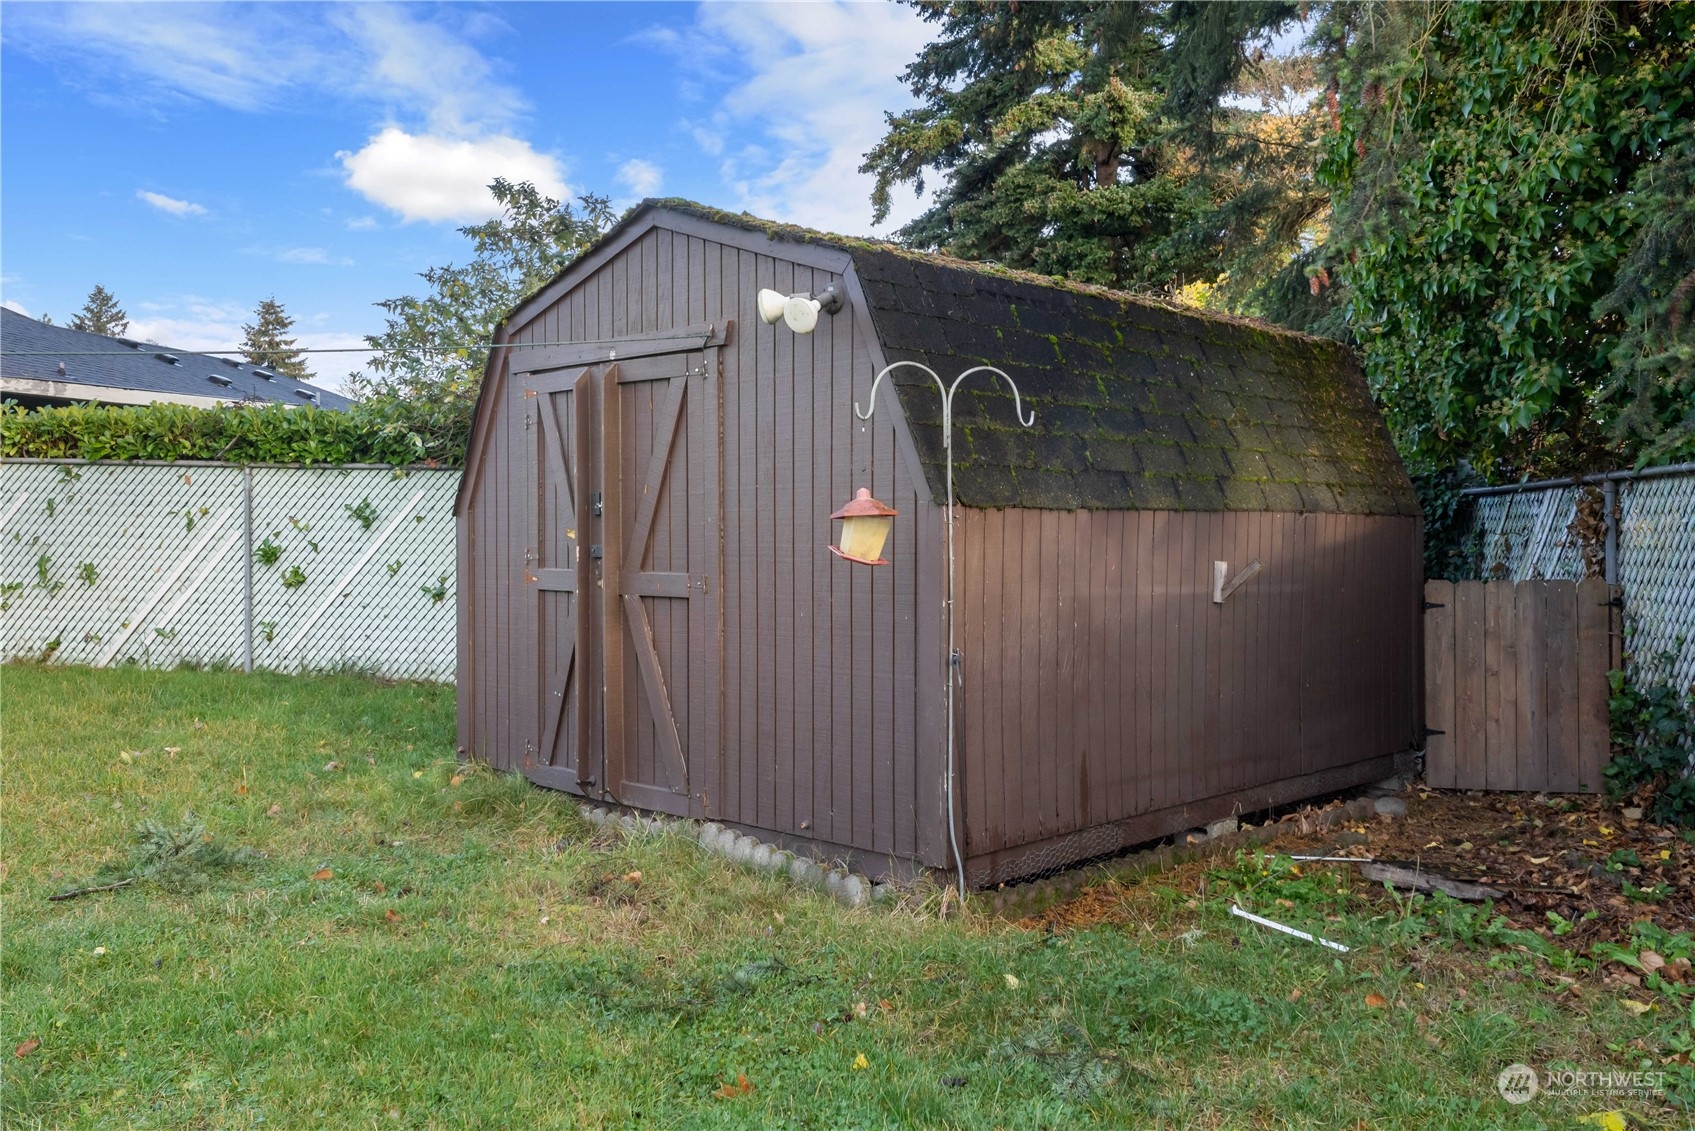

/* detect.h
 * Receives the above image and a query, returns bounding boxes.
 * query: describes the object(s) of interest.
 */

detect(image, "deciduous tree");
[351,179,613,464]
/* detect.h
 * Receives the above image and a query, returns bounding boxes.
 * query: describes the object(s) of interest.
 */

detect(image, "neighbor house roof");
[528,200,1420,517]
[0,308,352,410]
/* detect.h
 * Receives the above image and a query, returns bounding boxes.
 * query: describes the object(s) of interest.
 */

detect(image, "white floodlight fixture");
[756,288,789,326]
[757,283,844,335]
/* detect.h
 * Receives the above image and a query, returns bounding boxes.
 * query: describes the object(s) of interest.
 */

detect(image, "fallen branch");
[1359,862,1503,903]
[47,878,135,902]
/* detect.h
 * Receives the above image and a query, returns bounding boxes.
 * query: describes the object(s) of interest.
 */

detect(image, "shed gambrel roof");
[0,308,352,410]
[569,201,1420,517]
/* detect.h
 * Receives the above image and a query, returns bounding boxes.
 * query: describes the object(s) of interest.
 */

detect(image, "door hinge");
[1423,727,1447,737]
[589,544,604,560]
[1422,600,1445,610]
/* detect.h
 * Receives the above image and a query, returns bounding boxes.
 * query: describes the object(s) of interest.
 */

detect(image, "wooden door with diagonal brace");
[525,347,721,817]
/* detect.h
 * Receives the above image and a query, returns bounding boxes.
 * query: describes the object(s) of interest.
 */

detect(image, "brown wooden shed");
[456,199,1423,887]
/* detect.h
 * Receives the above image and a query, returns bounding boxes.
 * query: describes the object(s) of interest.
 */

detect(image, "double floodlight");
[756,283,844,335]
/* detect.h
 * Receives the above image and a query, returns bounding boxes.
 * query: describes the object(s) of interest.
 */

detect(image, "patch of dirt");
[1274,788,1694,948]
[1016,789,1694,949]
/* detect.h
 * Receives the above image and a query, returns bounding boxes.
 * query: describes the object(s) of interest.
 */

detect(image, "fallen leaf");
[1422,840,1441,849]
[713,1074,754,1098]
[1640,950,1666,974]
[373,880,387,895]
[14,1037,40,1058]
[164,746,181,755]
[1003,974,1020,990]
[92,946,106,956]
[310,868,334,881]
[236,784,249,795]
[1456,842,1474,851]
[1275,898,1295,909]
[623,870,643,884]
[853,1001,868,1019]
[412,770,425,779]
[449,774,465,787]
[193,718,205,730]
[878,999,892,1011]
[324,761,342,772]
[1365,993,1388,1009]
[117,750,134,764]
[1527,855,1550,865]
[1620,999,1651,1015]
[1660,849,1671,861]
[1288,988,1303,1003]
[1578,1113,1628,1131]
[384,909,401,923]
[852,1053,869,1070]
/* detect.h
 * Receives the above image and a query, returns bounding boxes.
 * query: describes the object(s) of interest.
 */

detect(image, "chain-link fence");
[0,460,458,681]
[1465,465,1695,691]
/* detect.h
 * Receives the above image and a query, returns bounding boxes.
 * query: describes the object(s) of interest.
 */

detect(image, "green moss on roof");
[583,199,1420,518]
[631,198,1334,349]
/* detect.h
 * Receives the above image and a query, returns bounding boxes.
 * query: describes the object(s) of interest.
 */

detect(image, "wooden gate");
[1423,578,1620,793]
[523,338,722,816]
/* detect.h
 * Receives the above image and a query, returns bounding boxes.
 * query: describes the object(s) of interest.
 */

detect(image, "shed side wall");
[957,508,1421,871]
[469,224,948,866]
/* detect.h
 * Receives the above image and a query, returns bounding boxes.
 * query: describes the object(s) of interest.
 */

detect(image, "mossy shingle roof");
[627,201,1420,517]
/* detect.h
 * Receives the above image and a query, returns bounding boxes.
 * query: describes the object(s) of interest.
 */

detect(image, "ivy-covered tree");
[67,285,128,336]
[241,297,311,380]
[350,179,613,465]
[1315,1,1695,478]
[862,2,1321,298]
[1594,118,1695,466]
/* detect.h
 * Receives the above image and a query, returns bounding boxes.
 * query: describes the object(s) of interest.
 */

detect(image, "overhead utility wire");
[4,339,618,358]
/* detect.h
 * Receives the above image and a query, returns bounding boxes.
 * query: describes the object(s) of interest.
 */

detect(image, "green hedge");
[0,401,459,468]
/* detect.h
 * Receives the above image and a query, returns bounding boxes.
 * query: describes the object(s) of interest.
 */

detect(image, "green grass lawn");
[3,664,1689,1129]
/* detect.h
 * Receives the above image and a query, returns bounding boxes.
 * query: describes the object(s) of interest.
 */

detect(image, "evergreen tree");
[241,298,311,379]
[862,2,1315,298]
[67,285,128,336]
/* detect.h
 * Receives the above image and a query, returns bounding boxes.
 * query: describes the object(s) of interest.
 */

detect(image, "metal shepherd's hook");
[856,360,1035,900]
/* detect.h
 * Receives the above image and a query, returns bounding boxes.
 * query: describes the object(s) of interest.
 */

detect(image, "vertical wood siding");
[1423,578,1618,793]
[459,226,946,866]
[956,509,1423,869]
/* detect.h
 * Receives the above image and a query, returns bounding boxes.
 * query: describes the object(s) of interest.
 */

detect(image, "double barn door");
[523,338,721,816]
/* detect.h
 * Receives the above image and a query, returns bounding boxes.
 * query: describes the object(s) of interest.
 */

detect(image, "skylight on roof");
[252,368,275,380]
[207,373,234,387]
[154,352,180,365]
[294,389,318,404]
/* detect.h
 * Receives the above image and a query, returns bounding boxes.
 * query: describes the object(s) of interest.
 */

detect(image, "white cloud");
[9,5,554,226]
[138,190,208,217]
[338,127,569,224]
[616,159,664,198]
[656,2,934,235]
[3,4,525,133]
[273,247,355,267]
[2,299,31,317]
[345,216,379,231]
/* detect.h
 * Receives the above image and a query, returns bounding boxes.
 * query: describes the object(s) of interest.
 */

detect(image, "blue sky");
[0,1,937,388]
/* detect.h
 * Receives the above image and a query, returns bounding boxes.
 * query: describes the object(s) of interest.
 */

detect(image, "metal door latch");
[589,544,604,560]
[589,491,604,517]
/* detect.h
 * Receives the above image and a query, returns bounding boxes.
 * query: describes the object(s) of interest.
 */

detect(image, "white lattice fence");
[1466,468,1695,691]
[0,460,459,681]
